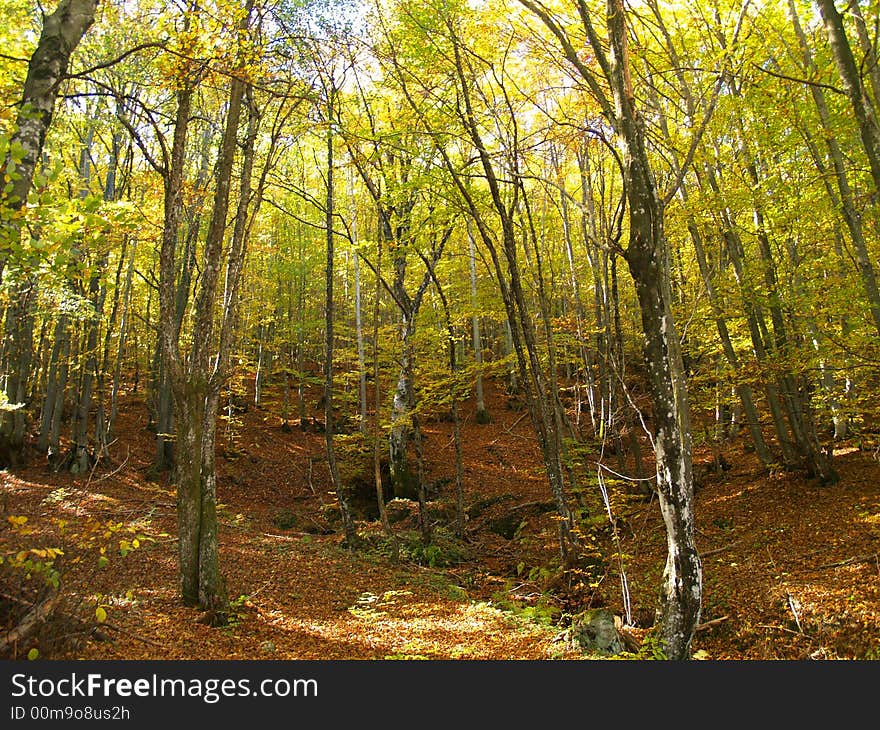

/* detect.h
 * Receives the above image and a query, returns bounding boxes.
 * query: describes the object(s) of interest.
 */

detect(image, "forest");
[0,0,879,663]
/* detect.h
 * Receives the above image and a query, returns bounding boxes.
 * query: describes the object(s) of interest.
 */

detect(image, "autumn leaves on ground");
[2,375,878,661]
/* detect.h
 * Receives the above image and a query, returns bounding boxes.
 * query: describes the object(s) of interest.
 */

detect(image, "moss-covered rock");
[560,609,624,656]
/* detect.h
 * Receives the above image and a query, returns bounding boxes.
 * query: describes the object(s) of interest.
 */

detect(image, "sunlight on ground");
[248,590,549,658]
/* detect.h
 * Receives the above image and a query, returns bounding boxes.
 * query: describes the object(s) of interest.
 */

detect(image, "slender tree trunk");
[850,2,880,111]
[69,264,104,474]
[689,219,772,464]
[467,222,488,423]
[0,0,99,282]
[556,150,595,433]
[389,316,417,500]
[790,0,880,339]
[94,128,126,455]
[815,0,880,201]
[106,237,136,446]
[348,171,368,433]
[0,283,36,465]
[323,87,357,546]
[647,79,773,465]
[702,161,799,466]
[415,24,573,557]
[607,0,700,658]
[371,245,397,555]
[427,260,467,538]
[293,220,308,426]
[736,121,836,482]
[37,315,70,456]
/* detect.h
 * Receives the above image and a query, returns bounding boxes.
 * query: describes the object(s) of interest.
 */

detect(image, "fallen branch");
[756,623,810,638]
[0,591,61,654]
[810,553,878,571]
[0,590,34,607]
[695,615,730,632]
[91,446,130,483]
[785,593,804,634]
[100,622,165,649]
[488,412,528,445]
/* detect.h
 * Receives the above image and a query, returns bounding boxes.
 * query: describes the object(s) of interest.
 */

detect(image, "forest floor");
[2,375,879,660]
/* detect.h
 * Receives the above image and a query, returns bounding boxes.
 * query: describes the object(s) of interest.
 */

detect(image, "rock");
[488,513,526,540]
[260,641,276,653]
[385,499,411,524]
[465,494,517,520]
[561,609,624,656]
[488,500,556,540]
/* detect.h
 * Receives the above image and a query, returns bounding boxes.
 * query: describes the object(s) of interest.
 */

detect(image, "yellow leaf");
[95,607,107,623]
[27,648,39,660]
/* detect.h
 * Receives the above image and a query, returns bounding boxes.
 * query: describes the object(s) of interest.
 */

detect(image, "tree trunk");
[0,283,36,465]
[69,266,104,474]
[175,397,202,605]
[647,79,773,465]
[815,0,880,201]
[607,0,700,658]
[323,86,357,546]
[349,173,368,433]
[790,0,880,339]
[703,161,799,466]
[37,314,70,457]
[467,222,489,423]
[106,237,137,445]
[0,0,99,282]
[389,318,418,500]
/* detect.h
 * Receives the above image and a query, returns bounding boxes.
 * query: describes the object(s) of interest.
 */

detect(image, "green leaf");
[27,648,39,660]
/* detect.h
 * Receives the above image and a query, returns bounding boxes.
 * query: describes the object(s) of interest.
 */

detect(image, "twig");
[488,412,528,445]
[307,457,316,496]
[0,590,33,607]
[260,531,322,540]
[695,615,730,631]
[810,553,879,571]
[101,622,165,649]
[93,447,130,482]
[504,411,529,433]
[595,460,656,483]
[756,623,809,637]
[785,593,805,635]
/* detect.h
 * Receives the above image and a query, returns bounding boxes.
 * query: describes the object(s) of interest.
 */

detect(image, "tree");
[0,0,100,280]
[520,0,702,658]
[156,0,265,620]
[0,0,100,466]
[815,0,880,201]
